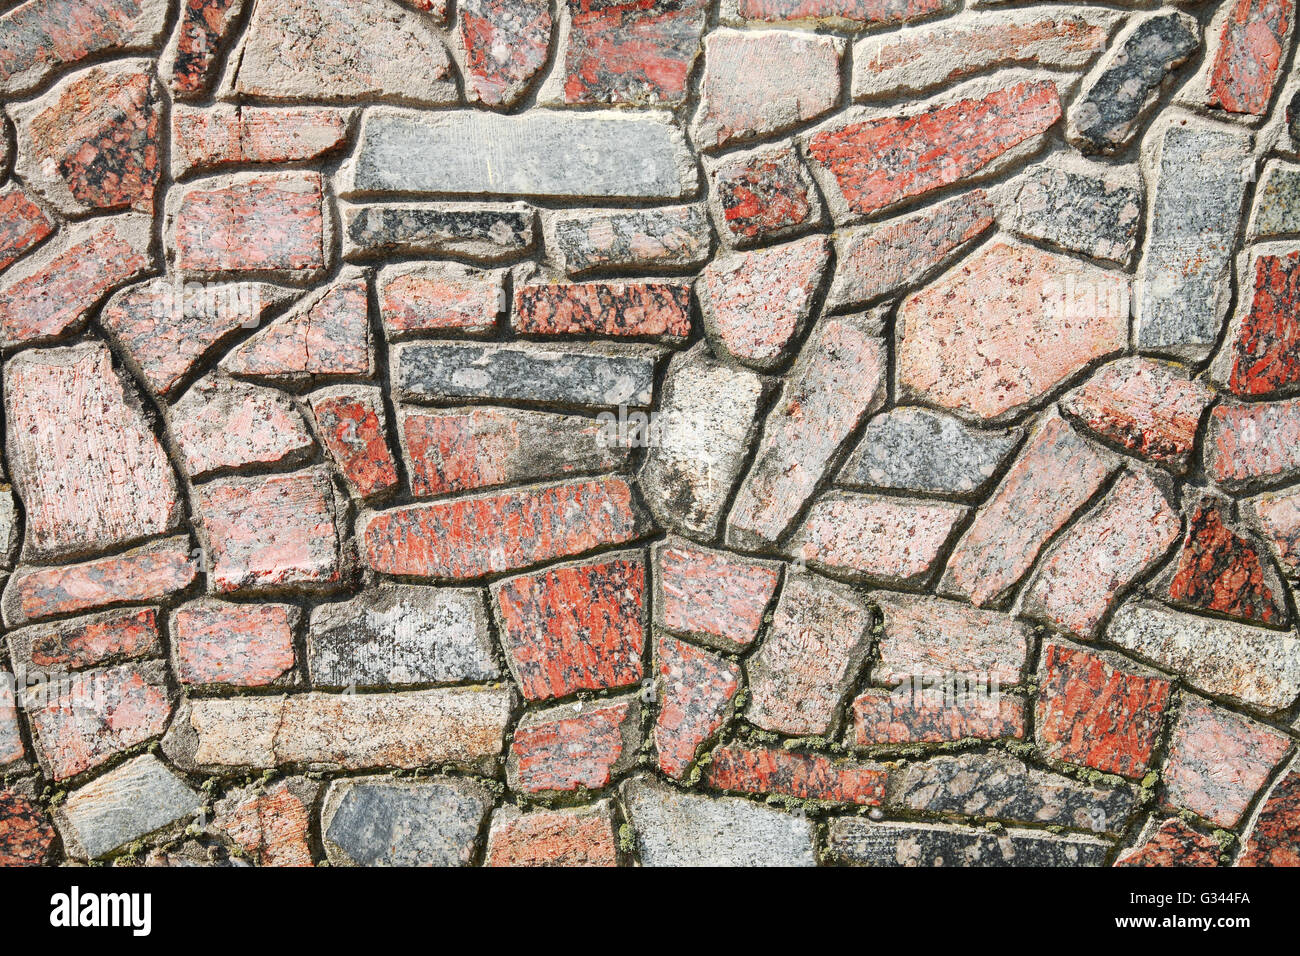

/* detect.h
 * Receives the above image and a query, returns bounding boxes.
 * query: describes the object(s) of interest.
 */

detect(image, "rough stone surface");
[1246,488,1300,575]
[0,183,54,271]
[1002,161,1142,265]
[1215,248,1300,398]
[309,386,400,501]
[0,784,55,866]
[654,631,740,779]
[514,280,691,340]
[548,205,710,276]
[6,607,162,672]
[1250,161,1300,237]
[653,540,780,651]
[1238,767,1300,866]
[1205,397,1300,491]
[322,776,491,866]
[871,591,1031,687]
[709,142,822,246]
[1205,0,1294,116]
[171,375,315,479]
[169,0,245,99]
[852,687,1026,746]
[458,0,552,108]
[57,755,200,860]
[212,778,316,867]
[173,599,298,688]
[828,818,1110,867]
[377,262,503,339]
[704,742,887,805]
[485,802,618,867]
[342,202,534,261]
[508,695,643,795]
[1115,818,1221,868]
[171,104,350,177]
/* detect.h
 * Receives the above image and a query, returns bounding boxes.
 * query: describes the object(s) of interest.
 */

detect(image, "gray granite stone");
[827,818,1111,866]
[341,202,534,262]
[549,206,712,276]
[839,407,1023,498]
[620,775,816,866]
[57,755,201,860]
[308,586,499,688]
[1003,161,1142,264]
[341,109,697,200]
[1251,161,1300,237]
[321,775,492,866]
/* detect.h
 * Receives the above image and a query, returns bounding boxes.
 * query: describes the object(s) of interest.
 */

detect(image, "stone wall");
[0,0,1298,867]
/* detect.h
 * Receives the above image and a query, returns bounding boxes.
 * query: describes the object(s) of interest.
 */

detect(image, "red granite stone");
[3,538,198,626]
[1061,357,1213,473]
[0,183,53,271]
[173,599,298,687]
[807,79,1060,215]
[170,0,243,98]
[213,779,315,867]
[1246,488,1300,576]
[513,281,691,339]
[704,742,887,805]
[0,787,54,866]
[1206,0,1293,116]
[736,0,953,24]
[459,0,552,107]
[170,376,315,479]
[1036,643,1172,778]
[172,105,350,176]
[1223,251,1300,397]
[509,695,641,793]
[852,687,1026,745]
[486,803,619,867]
[493,552,645,701]
[1115,818,1221,867]
[172,171,327,278]
[378,265,502,338]
[363,476,647,580]
[1205,397,1300,490]
[195,468,345,595]
[712,142,817,243]
[654,631,740,779]
[1167,497,1287,626]
[0,676,21,766]
[654,541,780,651]
[1163,697,1293,827]
[309,386,399,500]
[562,0,707,106]
[223,277,371,381]
[1239,767,1300,866]
[14,608,161,671]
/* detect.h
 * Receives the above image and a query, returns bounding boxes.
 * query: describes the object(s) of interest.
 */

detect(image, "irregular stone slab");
[1205,0,1294,116]
[852,686,1027,746]
[708,142,823,246]
[342,202,535,262]
[11,61,161,215]
[170,375,315,479]
[838,406,1022,498]
[1205,397,1300,491]
[377,263,503,339]
[0,183,54,271]
[1001,160,1142,265]
[941,411,1118,607]
[212,777,316,867]
[654,631,740,779]
[1035,642,1172,778]
[727,313,887,549]
[1060,357,1213,473]
[1250,161,1300,237]
[508,695,643,795]
[1163,696,1293,827]
[1136,119,1252,358]
[894,752,1136,835]
[789,491,966,587]
[698,235,830,369]
[639,344,767,540]
[342,109,696,200]
[827,818,1110,867]
[1238,765,1300,866]
[167,0,247,99]
[394,341,660,409]
[164,686,514,771]
[733,0,956,27]
[27,660,172,781]
[513,279,691,340]
[852,9,1116,101]
[0,782,55,866]
[807,77,1060,218]
[1115,817,1221,868]
[309,386,400,501]
[704,742,887,805]
[101,279,295,398]
[547,0,708,107]
[1067,12,1199,153]
[653,539,780,651]
[309,586,498,688]
[0,672,23,767]
[746,571,874,736]
[2,537,198,627]
[825,190,994,311]
[1107,602,1300,714]
[621,775,816,866]
[692,28,842,150]
[172,599,297,687]
[871,591,1031,687]
[1019,469,1181,639]
[230,0,456,105]
[485,801,619,867]
[492,552,645,701]
[0,213,153,348]
[897,239,1128,420]
[5,341,182,561]
[547,205,710,276]
[6,607,161,672]
[57,755,200,860]
[1213,246,1300,398]
[1245,488,1300,575]
[171,104,351,177]
[362,476,649,580]
[0,0,168,97]
[399,405,629,498]
[457,0,552,107]
[322,776,492,866]
[195,468,346,595]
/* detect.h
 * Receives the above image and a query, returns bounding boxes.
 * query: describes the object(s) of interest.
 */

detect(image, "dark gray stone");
[394,341,662,409]
[1136,120,1252,357]
[893,752,1136,835]
[57,755,201,860]
[839,407,1022,498]
[1003,162,1143,264]
[1067,12,1199,153]
[341,202,534,262]
[308,586,499,688]
[321,775,492,866]
[341,109,697,200]
[549,205,712,276]
[827,818,1111,866]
